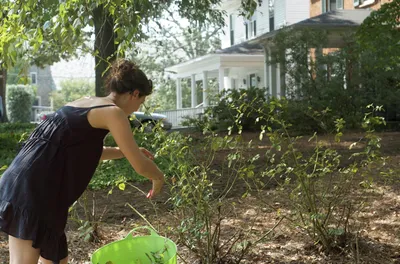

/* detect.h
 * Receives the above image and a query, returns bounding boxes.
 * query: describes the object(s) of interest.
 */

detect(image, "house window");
[33,96,42,106]
[322,0,327,12]
[245,14,257,40]
[336,0,343,9]
[269,0,274,32]
[330,0,337,11]
[229,14,235,46]
[30,72,37,85]
[322,0,343,13]
[354,0,375,7]
[269,17,274,32]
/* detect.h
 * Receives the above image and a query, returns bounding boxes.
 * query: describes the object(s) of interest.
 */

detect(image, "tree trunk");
[0,69,7,122]
[93,5,118,97]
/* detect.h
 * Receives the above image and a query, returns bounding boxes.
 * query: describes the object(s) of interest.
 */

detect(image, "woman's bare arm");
[100,147,124,161]
[94,106,164,182]
[100,147,154,161]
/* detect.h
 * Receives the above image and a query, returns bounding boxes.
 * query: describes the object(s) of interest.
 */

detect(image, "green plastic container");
[91,226,177,264]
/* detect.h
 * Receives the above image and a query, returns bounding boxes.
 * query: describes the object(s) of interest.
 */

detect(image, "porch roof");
[164,42,264,78]
[249,10,372,46]
[295,9,372,28]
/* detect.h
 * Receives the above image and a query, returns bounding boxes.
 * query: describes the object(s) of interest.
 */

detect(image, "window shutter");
[337,0,344,9]
[322,0,327,13]
[354,0,360,6]
[245,23,249,39]
[253,20,257,36]
[230,14,235,45]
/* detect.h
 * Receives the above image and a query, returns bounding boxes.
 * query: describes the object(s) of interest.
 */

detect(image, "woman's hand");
[139,147,154,160]
[147,178,164,199]
[101,107,165,189]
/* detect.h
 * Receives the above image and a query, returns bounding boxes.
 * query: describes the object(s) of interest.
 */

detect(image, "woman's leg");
[8,235,40,264]
[39,256,68,264]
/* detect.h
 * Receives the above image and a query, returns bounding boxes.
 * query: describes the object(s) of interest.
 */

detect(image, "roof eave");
[165,54,218,72]
[294,24,361,29]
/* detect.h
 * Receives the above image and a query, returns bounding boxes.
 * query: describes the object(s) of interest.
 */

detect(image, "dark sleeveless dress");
[0,104,115,262]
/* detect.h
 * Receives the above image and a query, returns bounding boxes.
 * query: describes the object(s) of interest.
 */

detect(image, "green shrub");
[184,86,269,132]
[6,85,35,123]
[0,124,34,174]
[0,122,37,133]
[0,123,171,189]
[250,100,387,251]
[90,126,194,189]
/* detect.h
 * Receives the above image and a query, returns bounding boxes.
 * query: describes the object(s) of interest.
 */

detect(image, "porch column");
[176,78,182,109]
[191,74,197,108]
[264,48,268,92]
[267,47,273,97]
[202,71,209,107]
[276,62,281,98]
[281,50,287,98]
[218,67,225,92]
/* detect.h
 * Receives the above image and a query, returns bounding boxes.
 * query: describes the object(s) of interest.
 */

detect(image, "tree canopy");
[133,6,222,110]
[357,0,400,70]
[0,0,261,96]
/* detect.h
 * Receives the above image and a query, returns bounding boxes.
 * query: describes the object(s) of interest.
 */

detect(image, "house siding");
[310,0,391,17]
[221,9,247,48]
[256,0,270,36]
[234,14,247,45]
[220,0,244,48]
[221,15,231,49]
[310,0,321,17]
[274,0,287,29]
[227,68,265,90]
[286,0,310,24]
[344,0,355,9]
[221,0,272,48]
[30,65,56,107]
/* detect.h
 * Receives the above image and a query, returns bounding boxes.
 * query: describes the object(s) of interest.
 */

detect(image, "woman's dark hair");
[106,59,153,96]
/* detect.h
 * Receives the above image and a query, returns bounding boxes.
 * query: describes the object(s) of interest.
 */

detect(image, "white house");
[162,0,373,128]
[163,0,310,127]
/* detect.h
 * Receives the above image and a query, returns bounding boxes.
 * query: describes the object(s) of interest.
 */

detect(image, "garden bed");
[0,132,399,263]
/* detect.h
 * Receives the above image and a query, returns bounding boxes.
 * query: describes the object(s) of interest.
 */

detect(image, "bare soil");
[1,132,399,264]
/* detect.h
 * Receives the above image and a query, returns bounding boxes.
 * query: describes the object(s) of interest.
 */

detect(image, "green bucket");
[91,226,177,264]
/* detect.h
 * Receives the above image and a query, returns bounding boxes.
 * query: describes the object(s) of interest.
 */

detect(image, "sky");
[50,53,95,90]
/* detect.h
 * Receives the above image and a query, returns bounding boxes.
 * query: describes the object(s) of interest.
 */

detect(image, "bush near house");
[6,85,35,123]
[183,88,342,134]
[183,86,270,132]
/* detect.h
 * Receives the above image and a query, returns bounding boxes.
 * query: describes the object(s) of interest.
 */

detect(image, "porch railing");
[158,107,207,128]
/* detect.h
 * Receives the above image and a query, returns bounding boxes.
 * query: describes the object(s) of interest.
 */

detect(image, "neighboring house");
[162,0,385,127]
[29,65,57,107]
[28,65,56,122]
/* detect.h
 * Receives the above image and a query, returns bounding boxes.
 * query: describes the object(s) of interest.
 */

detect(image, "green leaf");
[118,183,126,191]
[84,233,91,241]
